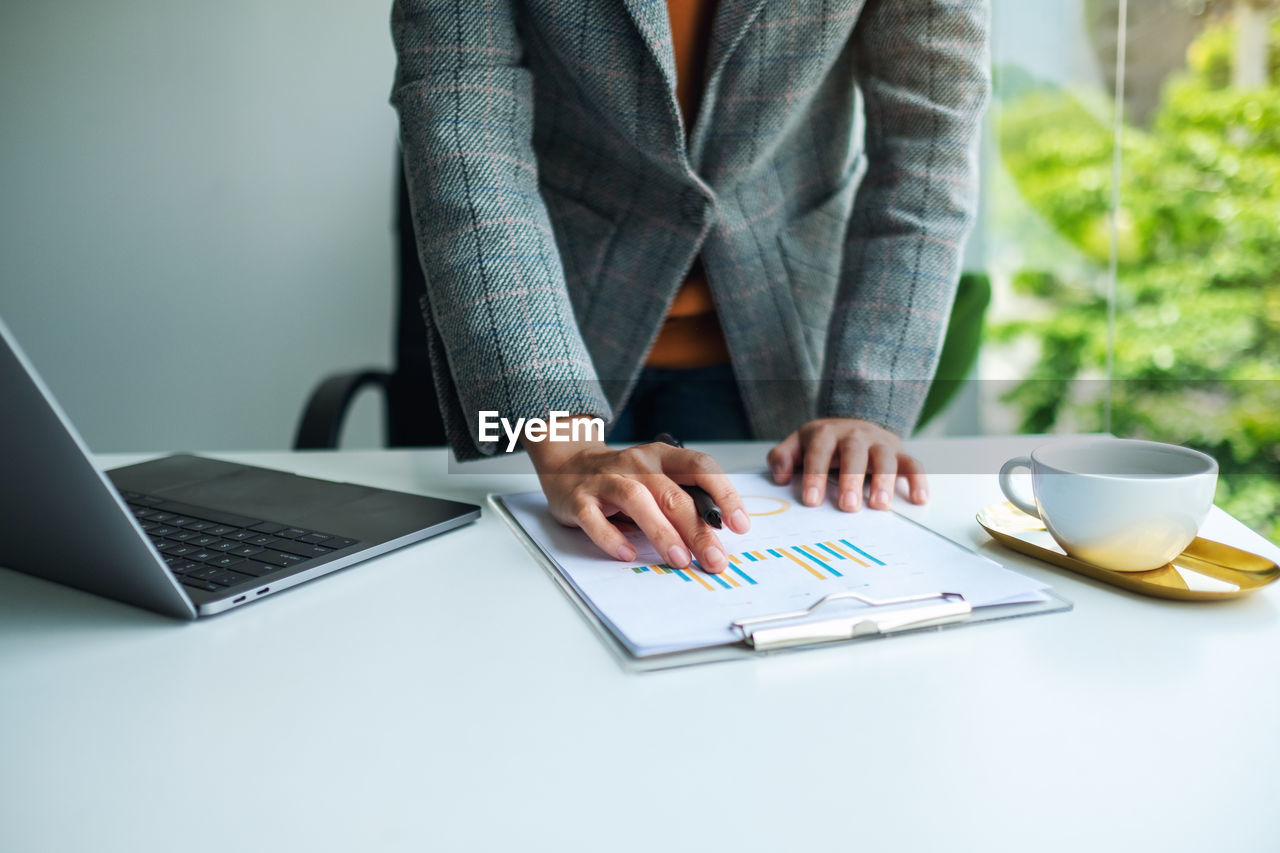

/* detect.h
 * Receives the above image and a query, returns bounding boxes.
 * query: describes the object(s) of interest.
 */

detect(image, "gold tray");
[977,502,1280,601]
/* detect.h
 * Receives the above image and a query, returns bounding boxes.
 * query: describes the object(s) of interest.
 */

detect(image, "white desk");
[2,437,1278,852]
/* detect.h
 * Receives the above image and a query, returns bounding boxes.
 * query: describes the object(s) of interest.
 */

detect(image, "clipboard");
[490,492,1072,672]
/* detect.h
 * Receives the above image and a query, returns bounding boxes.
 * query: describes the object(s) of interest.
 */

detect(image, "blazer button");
[680,189,705,226]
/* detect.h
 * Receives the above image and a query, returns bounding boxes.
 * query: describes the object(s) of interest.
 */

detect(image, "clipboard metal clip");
[731,590,972,651]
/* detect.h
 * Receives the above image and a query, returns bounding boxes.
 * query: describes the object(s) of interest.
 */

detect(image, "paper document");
[499,472,1051,657]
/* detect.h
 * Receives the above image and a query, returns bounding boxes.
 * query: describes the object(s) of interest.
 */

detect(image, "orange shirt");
[645,0,729,369]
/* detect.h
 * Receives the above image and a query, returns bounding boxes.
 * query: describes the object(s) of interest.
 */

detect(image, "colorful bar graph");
[628,537,883,589]
[824,541,868,566]
[795,546,843,578]
[690,559,737,588]
[780,547,825,579]
[840,539,885,566]
[815,542,842,560]
[801,545,844,576]
[676,567,714,590]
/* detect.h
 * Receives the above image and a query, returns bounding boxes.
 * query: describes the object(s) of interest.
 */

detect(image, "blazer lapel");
[690,0,768,164]
[621,0,678,109]
[704,0,768,83]
[619,0,769,165]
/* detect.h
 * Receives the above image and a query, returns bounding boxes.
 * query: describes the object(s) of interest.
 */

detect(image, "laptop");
[0,315,480,619]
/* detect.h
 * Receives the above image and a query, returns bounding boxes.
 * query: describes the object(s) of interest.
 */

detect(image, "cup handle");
[998,457,1041,519]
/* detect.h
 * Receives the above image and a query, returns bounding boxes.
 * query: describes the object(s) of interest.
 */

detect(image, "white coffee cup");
[998,437,1218,572]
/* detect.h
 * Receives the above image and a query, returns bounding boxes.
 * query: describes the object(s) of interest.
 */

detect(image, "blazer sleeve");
[818,0,991,435]
[390,0,611,459]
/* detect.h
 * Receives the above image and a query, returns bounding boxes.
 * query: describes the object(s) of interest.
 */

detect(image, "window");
[976,0,1280,543]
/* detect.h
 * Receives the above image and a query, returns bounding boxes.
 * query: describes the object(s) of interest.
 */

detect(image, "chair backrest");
[386,159,448,446]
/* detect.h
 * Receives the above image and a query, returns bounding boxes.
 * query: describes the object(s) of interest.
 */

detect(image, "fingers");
[769,420,922,514]
[867,443,898,510]
[836,437,868,512]
[599,476,729,573]
[899,454,929,504]
[659,447,750,535]
[767,432,801,485]
[652,480,730,573]
[799,426,837,507]
[543,443,740,571]
[571,497,638,563]
[597,476,689,568]
[777,420,917,512]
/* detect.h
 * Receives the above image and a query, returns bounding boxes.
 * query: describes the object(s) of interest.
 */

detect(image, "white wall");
[0,1,398,452]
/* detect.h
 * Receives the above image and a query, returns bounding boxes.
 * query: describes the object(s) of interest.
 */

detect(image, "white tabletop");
[2,437,1277,852]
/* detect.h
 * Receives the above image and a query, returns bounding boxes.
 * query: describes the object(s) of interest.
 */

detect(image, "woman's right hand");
[525,433,750,573]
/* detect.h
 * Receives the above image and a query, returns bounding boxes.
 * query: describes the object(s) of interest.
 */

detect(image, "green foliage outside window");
[995,15,1280,543]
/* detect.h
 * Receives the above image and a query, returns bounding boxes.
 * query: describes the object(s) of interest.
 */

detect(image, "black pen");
[653,433,722,529]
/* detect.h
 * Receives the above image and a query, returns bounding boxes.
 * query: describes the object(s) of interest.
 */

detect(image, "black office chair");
[295,162,989,449]
[294,161,447,449]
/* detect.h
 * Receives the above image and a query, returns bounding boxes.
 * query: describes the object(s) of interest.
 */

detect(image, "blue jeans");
[607,363,753,443]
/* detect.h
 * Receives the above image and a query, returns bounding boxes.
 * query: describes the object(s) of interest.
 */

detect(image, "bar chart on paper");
[631,535,888,589]
[499,472,1051,656]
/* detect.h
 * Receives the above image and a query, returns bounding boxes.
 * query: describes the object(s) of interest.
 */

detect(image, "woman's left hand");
[766,418,928,512]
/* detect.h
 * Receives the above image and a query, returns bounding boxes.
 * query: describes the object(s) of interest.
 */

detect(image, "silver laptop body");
[0,315,479,618]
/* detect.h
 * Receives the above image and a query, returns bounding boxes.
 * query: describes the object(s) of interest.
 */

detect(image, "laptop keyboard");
[121,491,360,595]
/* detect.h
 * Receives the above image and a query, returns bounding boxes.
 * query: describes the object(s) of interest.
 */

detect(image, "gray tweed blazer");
[391,0,990,459]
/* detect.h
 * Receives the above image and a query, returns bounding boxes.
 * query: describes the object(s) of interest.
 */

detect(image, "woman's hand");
[526,435,749,573]
[767,418,927,512]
